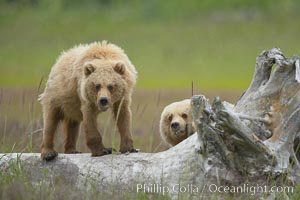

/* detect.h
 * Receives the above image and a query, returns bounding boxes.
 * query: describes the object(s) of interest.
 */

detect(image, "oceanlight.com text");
[136,183,294,196]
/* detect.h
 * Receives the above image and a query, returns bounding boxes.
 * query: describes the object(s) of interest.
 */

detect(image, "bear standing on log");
[39,41,138,161]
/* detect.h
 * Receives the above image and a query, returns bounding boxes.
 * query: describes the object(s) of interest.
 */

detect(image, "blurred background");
[1,0,300,153]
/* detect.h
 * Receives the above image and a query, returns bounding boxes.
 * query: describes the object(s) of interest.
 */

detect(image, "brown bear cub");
[159,99,195,146]
[39,41,138,161]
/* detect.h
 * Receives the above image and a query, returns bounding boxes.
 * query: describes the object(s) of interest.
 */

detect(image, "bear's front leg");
[82,105,112,156]
[41,106,61,161]
[113,101,138,153]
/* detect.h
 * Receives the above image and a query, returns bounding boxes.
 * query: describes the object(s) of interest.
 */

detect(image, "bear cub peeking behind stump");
[160,99,195,147]
[39,41,138,161]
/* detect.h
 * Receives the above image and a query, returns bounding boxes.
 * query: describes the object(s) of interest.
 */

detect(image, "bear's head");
[162,99,195,141]
[81,59,127,112]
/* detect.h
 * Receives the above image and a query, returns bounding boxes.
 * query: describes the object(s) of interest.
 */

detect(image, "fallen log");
[0,135,204,198]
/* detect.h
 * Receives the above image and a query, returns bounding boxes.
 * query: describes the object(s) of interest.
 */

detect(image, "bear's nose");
[99,97,108,106]
[171,122,180,129]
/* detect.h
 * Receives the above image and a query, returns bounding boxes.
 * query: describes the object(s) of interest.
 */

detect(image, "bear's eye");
[182,113,188,119]
[168,114,173,122]
[95,84,101,92]
[107,85,113,92]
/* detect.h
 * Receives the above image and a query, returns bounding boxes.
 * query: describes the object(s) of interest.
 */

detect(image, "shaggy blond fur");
[159,99,195,147]
[40,41,137,160]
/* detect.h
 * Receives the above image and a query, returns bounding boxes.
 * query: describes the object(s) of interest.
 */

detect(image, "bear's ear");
[114,62,126,75]
[84,63,95,77]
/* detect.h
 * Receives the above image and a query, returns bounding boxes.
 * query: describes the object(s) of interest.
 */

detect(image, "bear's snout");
[171,122,180,130]
[100,97,108,106]
[98,97,109,111]
[170,121,186,136]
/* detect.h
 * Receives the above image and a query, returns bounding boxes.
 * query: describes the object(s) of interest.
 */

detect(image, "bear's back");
[41,41,137,106]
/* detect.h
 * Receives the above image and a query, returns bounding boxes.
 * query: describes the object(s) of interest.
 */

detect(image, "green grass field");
[1,0,300,90]
[1,0,300,199]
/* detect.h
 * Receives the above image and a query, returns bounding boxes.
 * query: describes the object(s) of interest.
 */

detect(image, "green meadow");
[1,0,300,90]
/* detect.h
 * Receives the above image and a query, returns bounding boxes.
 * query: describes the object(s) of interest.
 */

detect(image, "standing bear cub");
[39,41,138,161]
[160,99,195,147]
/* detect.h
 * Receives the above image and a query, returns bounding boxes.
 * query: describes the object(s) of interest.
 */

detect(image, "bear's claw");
[91,147,116,157]
[103,147,116,155]
[120,147,139,154]
[42,151,58,161]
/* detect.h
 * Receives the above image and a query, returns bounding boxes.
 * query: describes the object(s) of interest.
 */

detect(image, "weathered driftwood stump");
[1,48,299,199]
[191,48,300,197]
